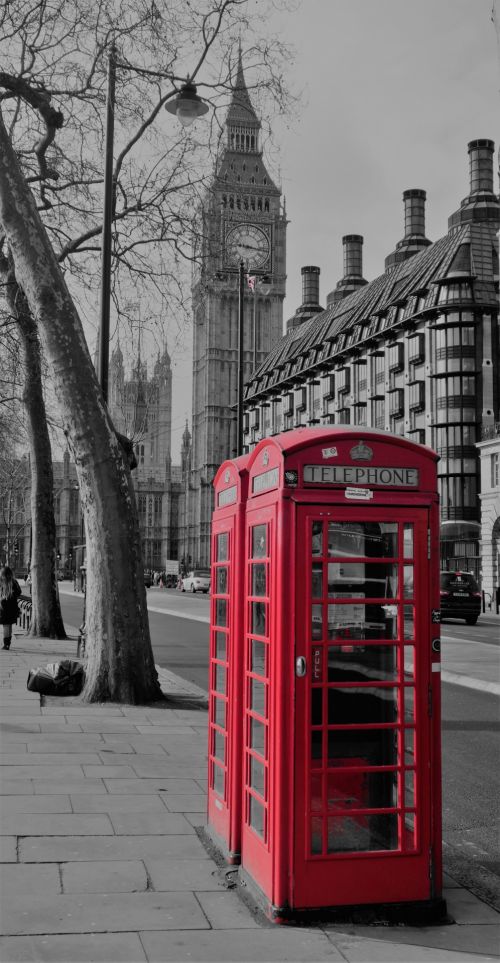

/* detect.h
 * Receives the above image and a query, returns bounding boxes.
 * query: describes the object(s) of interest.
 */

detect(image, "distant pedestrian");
[0,565,22,650]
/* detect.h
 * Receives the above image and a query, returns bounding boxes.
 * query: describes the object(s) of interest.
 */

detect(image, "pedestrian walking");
[0,565,22,650]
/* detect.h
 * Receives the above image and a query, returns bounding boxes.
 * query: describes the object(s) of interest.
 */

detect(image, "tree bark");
[4,276,66,638]
[0,109,162,704]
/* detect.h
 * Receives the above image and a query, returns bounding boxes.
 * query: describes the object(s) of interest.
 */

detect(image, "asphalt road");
[58,587,500,911]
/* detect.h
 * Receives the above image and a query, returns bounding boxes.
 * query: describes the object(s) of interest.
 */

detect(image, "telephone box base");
[238,868,449,927]
[199,825,241,868]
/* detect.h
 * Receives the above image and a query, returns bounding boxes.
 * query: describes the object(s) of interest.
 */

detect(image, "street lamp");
[98,50,208,403]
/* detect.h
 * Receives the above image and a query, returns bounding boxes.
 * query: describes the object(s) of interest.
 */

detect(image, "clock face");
[225,223,270,270]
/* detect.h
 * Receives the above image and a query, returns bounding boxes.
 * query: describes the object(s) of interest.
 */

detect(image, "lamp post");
[98,52,208,404]
[252,274,272,371]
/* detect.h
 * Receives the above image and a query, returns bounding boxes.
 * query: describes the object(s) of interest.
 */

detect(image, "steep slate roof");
[244,224,487,402]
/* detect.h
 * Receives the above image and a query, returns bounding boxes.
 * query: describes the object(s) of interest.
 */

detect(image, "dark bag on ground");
[27,660,85,696]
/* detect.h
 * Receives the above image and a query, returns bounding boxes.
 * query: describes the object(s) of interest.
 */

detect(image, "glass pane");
[250,717,265,752]
[328,522,398,558]
[250,756,265,796]
[251,639,266,676]
[217,532,228,562]
[214,730,225,762]
[214,697,226,728]
[326,729,398,768]
[404,686,415,722]
[249,795,265,837]
[311,816,323,854]
[252,563,266,597]
[213,763,224,796]
[404,524,414,558]
[311,688,323,725]
[312,563,323,598]
[215,663,226,694]
[405,770,415,808]
[404,646,415,680]
[311,773,323,812]
[312,521,323,556]
[327,687,398,726]
[252,525,267,558]
[251,678,266,716]
[216,567,228,594]
[215,631,226,661]
[404,728,415,765]
[327,603,398,640]
[311,730,323,768]
[327,645,398,683]
[404,811,417,851]
[327,770,398,810]
[251,601,266,636]
[328,563,398,598]
[327,813,398,852]
[216,598,227,627]
[404,566,414,599]
[312,604,323,640]
[404,605,414,640]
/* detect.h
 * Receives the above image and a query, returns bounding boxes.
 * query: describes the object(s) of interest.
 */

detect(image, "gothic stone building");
[185,53,287,567]
[243,139,499,583]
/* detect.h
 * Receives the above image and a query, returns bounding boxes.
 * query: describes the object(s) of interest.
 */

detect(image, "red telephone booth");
[238,427,445,921]
[207,454,250,862]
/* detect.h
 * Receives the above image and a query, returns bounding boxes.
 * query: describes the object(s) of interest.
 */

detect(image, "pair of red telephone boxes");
[207,427,445,922]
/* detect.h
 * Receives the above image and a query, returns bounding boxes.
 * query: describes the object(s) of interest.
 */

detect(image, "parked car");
[182,569,211,594]
[144,572,153,588]
[440,571,481,625]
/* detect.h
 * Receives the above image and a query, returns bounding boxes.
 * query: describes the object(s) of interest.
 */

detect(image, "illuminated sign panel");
[303,465,419,487]
[218,485,237,507]
[252,467,280,494]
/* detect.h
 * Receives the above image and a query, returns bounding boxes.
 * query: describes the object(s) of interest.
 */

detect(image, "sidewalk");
[1,629,498,963]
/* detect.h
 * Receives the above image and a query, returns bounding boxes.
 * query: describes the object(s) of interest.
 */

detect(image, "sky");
[162,0,500,458]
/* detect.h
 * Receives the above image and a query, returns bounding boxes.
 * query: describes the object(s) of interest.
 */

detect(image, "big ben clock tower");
[187,49,287,567]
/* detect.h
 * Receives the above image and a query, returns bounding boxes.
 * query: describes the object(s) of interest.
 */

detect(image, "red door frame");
[292,504,434,910]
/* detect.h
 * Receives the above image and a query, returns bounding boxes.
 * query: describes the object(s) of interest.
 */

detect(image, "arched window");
[229,196,234,209]
[257,198,262,211]
[264,200,269,212]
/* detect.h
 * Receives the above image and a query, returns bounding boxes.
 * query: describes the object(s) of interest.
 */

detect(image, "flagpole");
[252,283,257,371]
[237,259,245,457]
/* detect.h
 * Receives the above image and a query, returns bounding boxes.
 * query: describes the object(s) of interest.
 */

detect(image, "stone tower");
[187,49,287,566]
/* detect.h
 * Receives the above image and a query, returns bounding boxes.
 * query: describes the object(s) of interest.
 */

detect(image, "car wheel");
[465,616,478,625]
[190,584,196,593]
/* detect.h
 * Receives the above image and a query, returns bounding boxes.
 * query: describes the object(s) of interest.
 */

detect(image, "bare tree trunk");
[0,109,162,704]
[5,276,66,638]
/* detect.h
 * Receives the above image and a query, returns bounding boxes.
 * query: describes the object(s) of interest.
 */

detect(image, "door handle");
[295,656,307,677]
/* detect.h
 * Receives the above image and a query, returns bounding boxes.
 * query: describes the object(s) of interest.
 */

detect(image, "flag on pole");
[246,275,256,292]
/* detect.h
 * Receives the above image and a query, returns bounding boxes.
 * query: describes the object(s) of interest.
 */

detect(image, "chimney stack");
[385,189,431,273]
[301,265,321,308]
[286,266,323,333]
[327,235,368,305]
[468,139,494,194]
[403,189,427,237]
[448,139,499,230]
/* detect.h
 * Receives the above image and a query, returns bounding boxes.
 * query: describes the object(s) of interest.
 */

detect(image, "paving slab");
[107,811,196,835]
[329,932,498,962]
[0,933,147,962]
[1,765,88,781]
[140,928,343,961]
[0,780,34,795]
[32,778,106,794]
[162,793,206,813]
[69,792,168,813]
[1,891,211,935]
[19,833,210,863]
[103,777,202,794]
[0,864,61,899]
[0,795,72,813]
[0,836,18,862]
[0,813,113,836]
[144,856,225,892]
[61,858,148,893]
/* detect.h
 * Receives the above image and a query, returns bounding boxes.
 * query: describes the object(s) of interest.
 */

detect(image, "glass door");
[293,507,432,909]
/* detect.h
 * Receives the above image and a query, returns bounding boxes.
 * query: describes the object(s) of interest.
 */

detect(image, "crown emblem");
[224,469,231,483]
[262,449,270,466]
[350,440,373,462]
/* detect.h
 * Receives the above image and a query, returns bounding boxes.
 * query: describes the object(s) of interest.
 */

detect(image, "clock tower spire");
[186,48,287,566]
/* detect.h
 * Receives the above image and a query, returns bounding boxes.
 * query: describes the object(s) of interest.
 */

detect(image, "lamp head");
[165,81,209,127]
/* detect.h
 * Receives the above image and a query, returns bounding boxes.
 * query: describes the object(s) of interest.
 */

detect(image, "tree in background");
[0,0,292,701]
